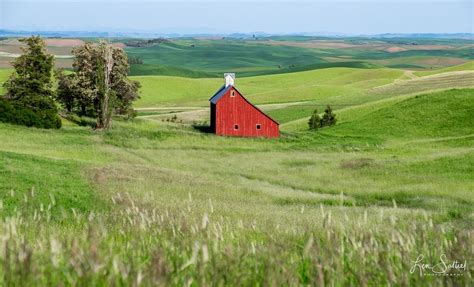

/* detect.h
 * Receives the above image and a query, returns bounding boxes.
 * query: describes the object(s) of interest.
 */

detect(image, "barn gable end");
[209,74,279,138]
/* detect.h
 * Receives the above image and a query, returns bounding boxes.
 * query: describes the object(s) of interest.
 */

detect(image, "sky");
[1,0,473,35]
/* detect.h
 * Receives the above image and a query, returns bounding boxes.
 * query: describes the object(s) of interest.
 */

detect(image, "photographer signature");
[410,254,467,276]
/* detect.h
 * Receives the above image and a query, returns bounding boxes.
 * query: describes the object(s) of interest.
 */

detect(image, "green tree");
[2,36,61,129]
[308,109,321,130]
[109,46,141,117]
[57,41,140,129]
[55,69,79,113]
[71,42,101,117]
[321,105,337,127]
[4,36,54,103]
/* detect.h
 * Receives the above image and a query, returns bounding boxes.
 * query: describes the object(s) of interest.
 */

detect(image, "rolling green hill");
[0,67,408,107]
[0,77,472,285]
[325,88,473,139]
[1,87,473,284]
[414,60,474,76]
[133,67,473,119]
[281,88,474,138]
[2,65,472,116]
[130,63,218,78]
[264,70,474,125]
[124,38,474,77]
[132,67,405,107]
[126,40,333,77]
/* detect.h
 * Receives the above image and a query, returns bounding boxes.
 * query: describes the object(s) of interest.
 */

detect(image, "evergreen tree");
[308,109,321,130]
[321,105,337,127]
[2,36,61,129]
[3,36,55,104]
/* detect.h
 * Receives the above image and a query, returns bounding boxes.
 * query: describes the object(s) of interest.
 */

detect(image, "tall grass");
[0,190,471,285]
[0,80,472,285]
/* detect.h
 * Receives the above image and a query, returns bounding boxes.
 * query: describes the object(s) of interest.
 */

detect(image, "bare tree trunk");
[96,44,114,130]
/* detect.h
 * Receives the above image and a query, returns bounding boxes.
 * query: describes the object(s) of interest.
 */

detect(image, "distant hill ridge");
[0,29,472,40]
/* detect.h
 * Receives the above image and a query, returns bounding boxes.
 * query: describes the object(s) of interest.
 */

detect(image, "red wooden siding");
[212,87,279,138]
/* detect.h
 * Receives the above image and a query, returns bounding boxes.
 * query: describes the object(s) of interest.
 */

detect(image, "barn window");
[256,124,261,130]
[230,90,235,97]
[234,124,239,130]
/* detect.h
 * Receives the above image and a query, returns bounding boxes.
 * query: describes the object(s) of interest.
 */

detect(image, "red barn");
[209,73,279,138]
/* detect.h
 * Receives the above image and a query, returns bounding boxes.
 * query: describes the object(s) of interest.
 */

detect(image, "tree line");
[1,36,140,130]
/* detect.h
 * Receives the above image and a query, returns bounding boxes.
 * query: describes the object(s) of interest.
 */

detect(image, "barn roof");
[209,84,231,104]
[209,85,279,125]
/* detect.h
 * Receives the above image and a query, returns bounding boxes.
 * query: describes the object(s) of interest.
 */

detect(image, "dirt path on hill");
[135,101,311,112]
[369,70,474,97]
[136,101,312,123]
[281,71,474,130]
[403,70,418,79]
[135,107,202,111]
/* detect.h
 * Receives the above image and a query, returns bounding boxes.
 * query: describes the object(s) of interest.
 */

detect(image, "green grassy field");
[132,67,405,107]
[0,82,473,285]
[414,60,474,76]
[132,63,472,109]
[0,38,473,284]
[264,70,474,125]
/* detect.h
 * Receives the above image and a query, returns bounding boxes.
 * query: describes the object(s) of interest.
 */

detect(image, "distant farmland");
[124,37,473,77]
[1,36,473,76]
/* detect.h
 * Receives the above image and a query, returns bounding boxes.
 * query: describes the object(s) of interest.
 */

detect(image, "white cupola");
[224,73,235,87]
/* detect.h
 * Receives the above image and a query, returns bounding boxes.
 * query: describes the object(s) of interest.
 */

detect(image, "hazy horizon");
[1,0,473,35]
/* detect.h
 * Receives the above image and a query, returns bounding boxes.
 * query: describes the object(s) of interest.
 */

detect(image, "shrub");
[321,105,337,127]
[0,98,61,129]
[308,106,337,131]
[308,109,321,130]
